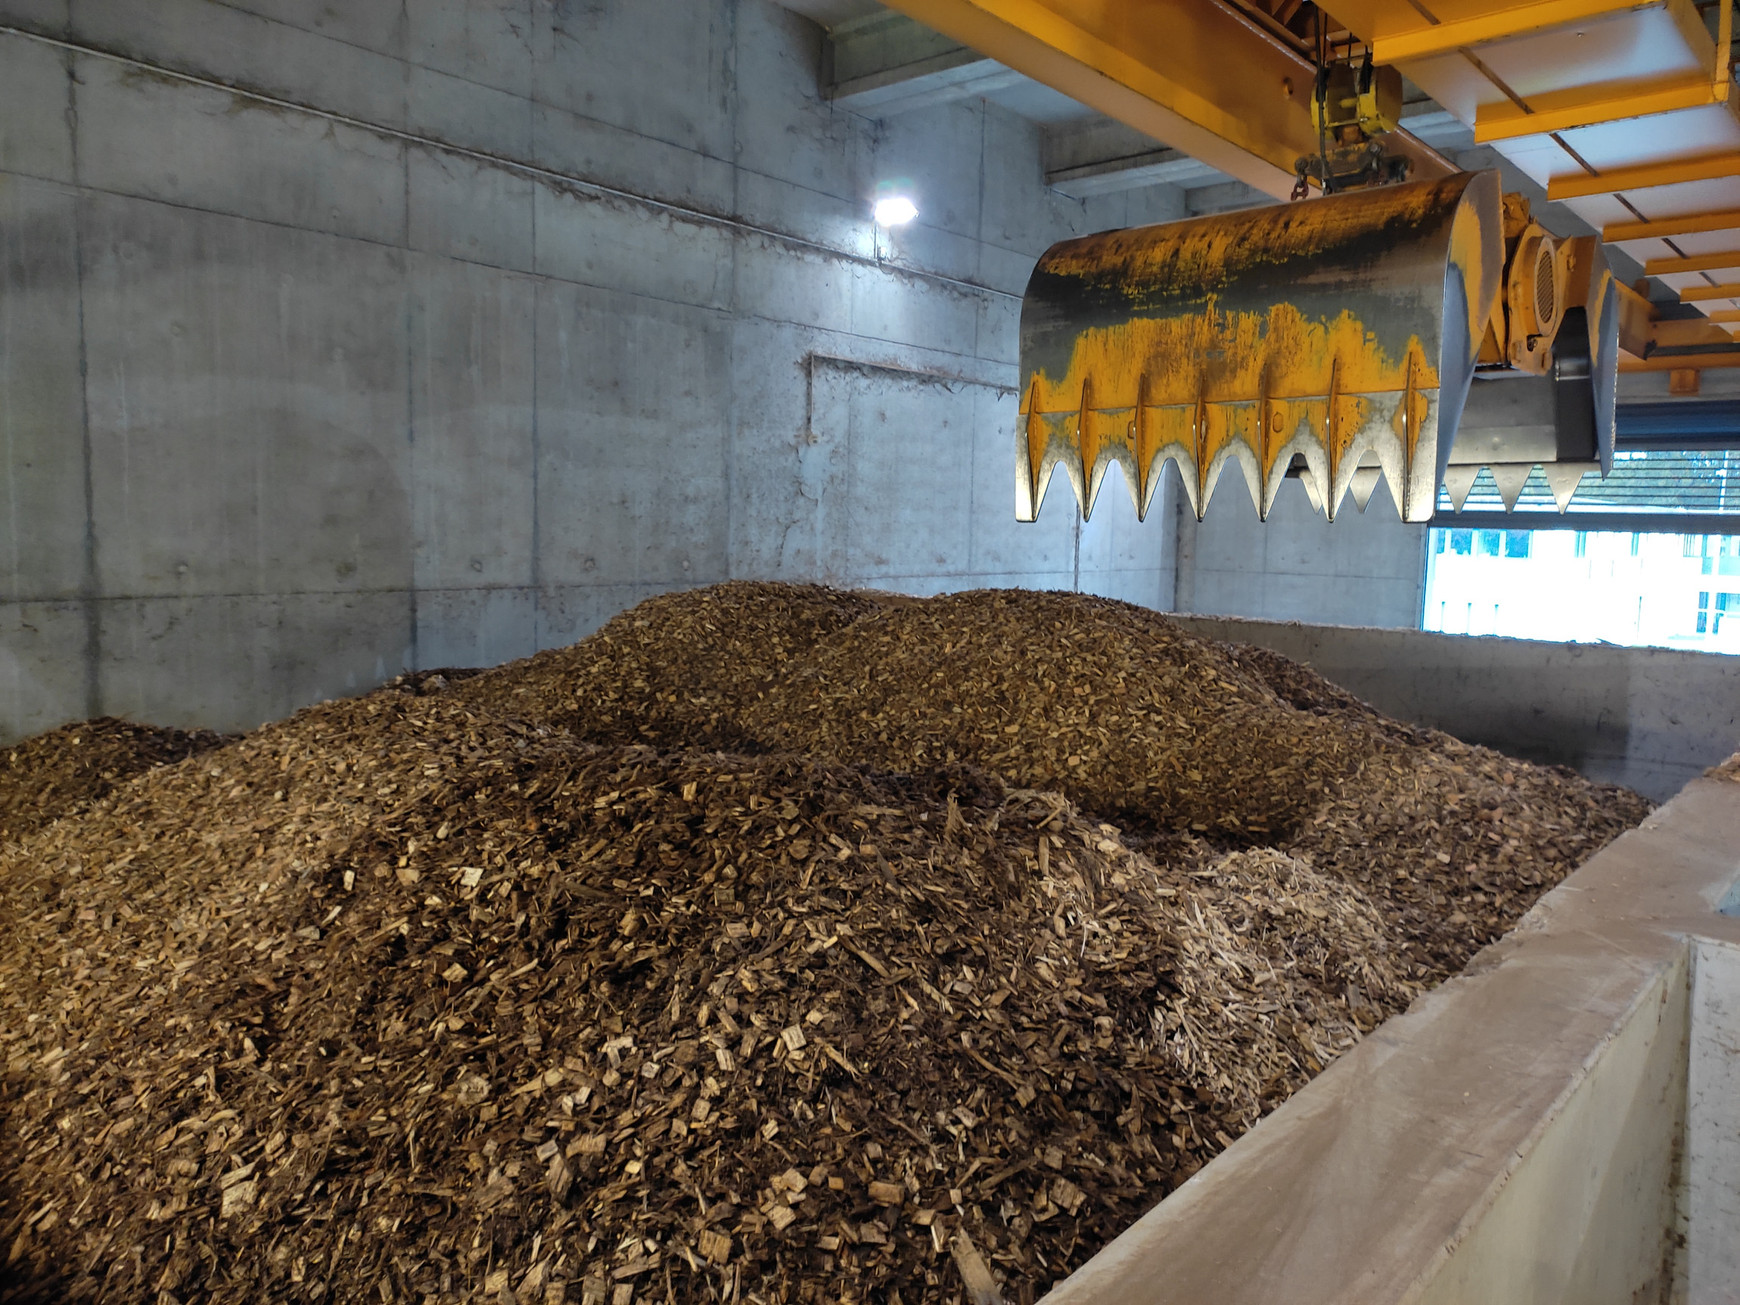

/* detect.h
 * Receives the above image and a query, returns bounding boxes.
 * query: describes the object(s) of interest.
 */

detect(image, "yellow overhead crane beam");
[1369,0,1704,62]
[1475,75,1730,143]
[874,0,1452,201]
[1354,0,1731,147]
[1550,151,1740,201]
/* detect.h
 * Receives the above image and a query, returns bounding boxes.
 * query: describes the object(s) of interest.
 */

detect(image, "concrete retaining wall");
[0,0,1185,741]
[1171,616,1740,802]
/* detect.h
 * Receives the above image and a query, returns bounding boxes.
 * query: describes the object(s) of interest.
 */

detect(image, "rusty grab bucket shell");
[1016,170,1503,524]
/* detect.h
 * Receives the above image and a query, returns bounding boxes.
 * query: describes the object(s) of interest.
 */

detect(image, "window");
[1424,531,1740,651]
[1718,593,1740,637]
[1426,443,1740,651]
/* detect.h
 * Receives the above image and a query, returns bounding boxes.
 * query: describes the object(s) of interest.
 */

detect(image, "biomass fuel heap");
[0,584,1649,1305]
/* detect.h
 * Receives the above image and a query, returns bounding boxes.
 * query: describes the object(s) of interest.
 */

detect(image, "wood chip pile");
[0,718,229,844]
[0,584,1652,1305]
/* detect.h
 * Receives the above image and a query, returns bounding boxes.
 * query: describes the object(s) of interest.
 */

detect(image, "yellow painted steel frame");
[1475,74,1729,144]
[879,0,1451,201]
[1372,0,1689,63]
[1551,150,1740,200]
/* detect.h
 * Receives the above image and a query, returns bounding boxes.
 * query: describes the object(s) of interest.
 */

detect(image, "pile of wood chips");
[0,718,229,844]
[0,584,1652,1305]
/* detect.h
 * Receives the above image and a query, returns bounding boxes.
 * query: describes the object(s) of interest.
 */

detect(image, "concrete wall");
[1172,475,1429,629]
[0,0,1182,740]
[1172,615,1740,802]
[1685,938,1740,1303]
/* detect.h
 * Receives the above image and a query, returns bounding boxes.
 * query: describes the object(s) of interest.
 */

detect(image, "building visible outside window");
[1424,530,1740,651]
[1423,447,1740,653]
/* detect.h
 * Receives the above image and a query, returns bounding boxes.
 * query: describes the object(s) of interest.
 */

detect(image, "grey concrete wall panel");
[73,0,412,136]
[0,602,89,736]
[1177,476,1430,628]
[1686,938,1740,1302]
[1170,614,1740,801]
[408,256,536,593]
[78,194,411,598]
[529,101,737,216]
[72,53,408,247]
[406,0,535,100]
[0,177,86,601]
[406,63,534,163]
[98,591,413,734]
[534,580,679,649]
[0,0,68,35]
[408,146,535,274]
[533,181,734,311]
[734,2,862,196]
[733,233,857,338]
[196,0,406,62]
[534,280,731,589]
[963,386,1078,578]
[0,35,73,184]
[0,1,1200,744]
[414,586,538,672]
[530,0,733,157]
[834,363,980,582]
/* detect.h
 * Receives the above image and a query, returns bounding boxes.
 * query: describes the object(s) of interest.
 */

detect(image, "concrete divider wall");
[1171,616,1740,802]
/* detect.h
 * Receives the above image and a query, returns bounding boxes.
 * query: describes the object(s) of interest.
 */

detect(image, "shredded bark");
[0,584,1651,1304]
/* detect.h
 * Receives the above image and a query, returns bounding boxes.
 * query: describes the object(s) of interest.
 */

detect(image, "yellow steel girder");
[1604,207,1740,241]
[877,0,1451,201]
[1474,75,1730,144]
[1621,350,1740,370]
[1550,151,1740,200]
[1333,0,1732,154]
[1371,0,1691,63]
[1645,249,1740,275]
[1680,282,1740,302]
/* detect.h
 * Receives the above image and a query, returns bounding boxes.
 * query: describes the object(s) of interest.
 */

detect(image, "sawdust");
[0,583,1650,1304]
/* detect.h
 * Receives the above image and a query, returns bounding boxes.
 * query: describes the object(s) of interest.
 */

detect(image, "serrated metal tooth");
[1544,462,1593,512]
[1490,465,1532,511]
[1442,465,1480,512]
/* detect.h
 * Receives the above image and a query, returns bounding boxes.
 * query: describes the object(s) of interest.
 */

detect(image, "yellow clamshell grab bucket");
[1016,170,1503,524]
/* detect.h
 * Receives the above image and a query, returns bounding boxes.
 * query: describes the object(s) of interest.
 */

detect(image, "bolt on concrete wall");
[0,0,1185,741]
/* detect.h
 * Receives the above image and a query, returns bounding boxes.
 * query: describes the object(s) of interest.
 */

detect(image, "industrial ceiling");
[781,0,1740,374]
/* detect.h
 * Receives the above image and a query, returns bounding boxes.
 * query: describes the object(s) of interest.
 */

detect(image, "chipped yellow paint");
[1023,303,1436,412]
[1019,301,1435,495]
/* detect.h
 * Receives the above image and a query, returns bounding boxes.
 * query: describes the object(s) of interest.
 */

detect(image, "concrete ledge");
[1040,770,1740,1304]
